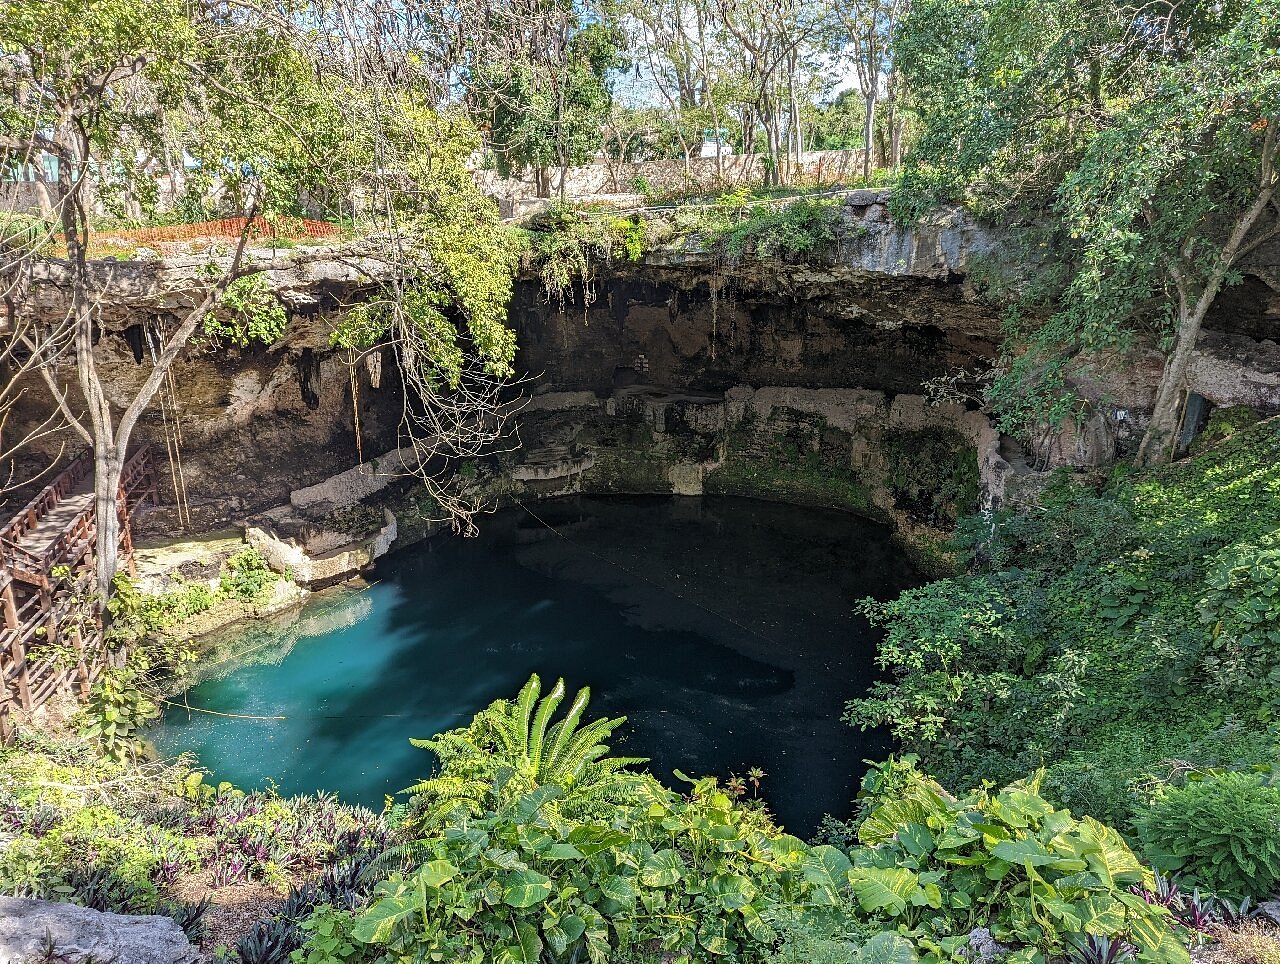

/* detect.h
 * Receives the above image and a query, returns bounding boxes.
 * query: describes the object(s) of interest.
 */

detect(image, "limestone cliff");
[5,196,1278,551]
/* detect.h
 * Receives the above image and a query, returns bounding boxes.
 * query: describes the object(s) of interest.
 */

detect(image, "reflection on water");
[152,496,918,835]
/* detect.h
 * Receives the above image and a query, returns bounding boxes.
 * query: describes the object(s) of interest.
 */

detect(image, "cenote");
[152,496,919,835]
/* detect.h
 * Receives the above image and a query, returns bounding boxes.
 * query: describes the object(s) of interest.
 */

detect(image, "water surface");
[153,496,918,834]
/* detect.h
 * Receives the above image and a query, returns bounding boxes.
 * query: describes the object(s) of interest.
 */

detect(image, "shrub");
[1133,771,1280,900]
[346,775,809,964]
[849,417,1280,829]
[309,684,1189,964]
[814,757,1189,964]
[204,272,288,347]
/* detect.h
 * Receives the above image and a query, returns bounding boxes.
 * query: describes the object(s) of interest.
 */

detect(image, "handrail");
[0,455,91,546]
[0,444,155,740]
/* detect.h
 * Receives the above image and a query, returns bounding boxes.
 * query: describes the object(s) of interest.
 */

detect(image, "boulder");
[0,897,197,964]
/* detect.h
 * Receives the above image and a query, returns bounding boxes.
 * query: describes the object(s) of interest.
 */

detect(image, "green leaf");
[415,859,458,889]
[804,845,853,905]
[496,921,543,964]
[708,874,757,910]
[503,869,554,908]
[898,822,936,856]
[1077,817,1146,888]
[991,837,1058,867]
[1128,914,1191,964]
[352,883,418,944]
[856,932,920,964]
[640,848,686,887]
[600,874,636,901]
[697,917,731,955]
[846,867,921,917]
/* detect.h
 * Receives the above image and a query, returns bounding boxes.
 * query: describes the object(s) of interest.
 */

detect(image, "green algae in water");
[152,496,918,835]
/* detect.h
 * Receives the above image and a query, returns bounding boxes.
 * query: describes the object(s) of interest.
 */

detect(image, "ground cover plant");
[848,416,1280,855]
[0,730,385,950]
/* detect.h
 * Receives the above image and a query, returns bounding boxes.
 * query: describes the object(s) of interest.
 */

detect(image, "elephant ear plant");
[283,681,1196,964]
[814,757,1189,964]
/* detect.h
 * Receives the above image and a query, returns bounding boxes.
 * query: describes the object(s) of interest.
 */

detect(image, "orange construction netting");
[96,216,342,244]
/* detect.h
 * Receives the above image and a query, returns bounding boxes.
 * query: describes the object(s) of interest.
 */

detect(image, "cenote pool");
[152,496,919,835]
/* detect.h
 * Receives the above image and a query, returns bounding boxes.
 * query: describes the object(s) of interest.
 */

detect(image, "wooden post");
[1,579,17,630]
[8,626,30,712]
[72,625,90,699]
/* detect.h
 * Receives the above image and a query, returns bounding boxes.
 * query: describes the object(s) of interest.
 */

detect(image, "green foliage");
[716,196,845,262]
[326,110,524,384]
[294,683,1186,964]
[880,428,980,526]
[347,774,807,964]
[526,205,647,306]
[838,758,1188,964]
[893,0,1280,436]
[848,417,1280,828]
[404,674,645,827]
[479,23,628,180]
[292,907,373,964]
[1133,771,1280,901]
[0,730,382,927]
[204,274,288,347]
[78,670,159,763]
[219,548,280,600]
[107,546,281,644]
[1189,406,1261,456]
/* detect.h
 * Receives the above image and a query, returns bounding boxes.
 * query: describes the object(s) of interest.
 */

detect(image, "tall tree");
[831,0,904,179]
[0,0,332,596]
[897,0,1280,463]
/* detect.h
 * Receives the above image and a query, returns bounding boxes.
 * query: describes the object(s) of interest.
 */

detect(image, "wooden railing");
[0,446,156,742]
[0,456,91,582]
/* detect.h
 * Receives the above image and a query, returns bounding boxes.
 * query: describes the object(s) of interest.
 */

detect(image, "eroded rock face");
[7,200,1279,536]
[0,897,197,964]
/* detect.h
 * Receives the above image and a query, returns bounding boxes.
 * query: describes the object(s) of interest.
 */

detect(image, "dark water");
[152,496,918,835]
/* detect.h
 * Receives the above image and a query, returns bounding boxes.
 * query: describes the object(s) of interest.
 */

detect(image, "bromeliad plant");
[809,758,1189,964]
[404,674,645,827]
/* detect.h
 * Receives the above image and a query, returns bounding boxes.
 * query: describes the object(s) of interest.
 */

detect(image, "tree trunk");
[862,92,877,181]
[1136,181,1276,465]
[94,445,125,598]
[1135,301,1197,466]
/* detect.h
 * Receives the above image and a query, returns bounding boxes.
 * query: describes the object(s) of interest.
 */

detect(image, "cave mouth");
[151,495,920,835]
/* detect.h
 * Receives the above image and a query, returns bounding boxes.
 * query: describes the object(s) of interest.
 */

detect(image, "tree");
[1,0,541,600]
[0,0,336,597]
[472,14,627,197]
[896,0,1280,463]
[830,0,904,179]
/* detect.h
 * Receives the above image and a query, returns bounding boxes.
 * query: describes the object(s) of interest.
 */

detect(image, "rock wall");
[7,195,1279,544]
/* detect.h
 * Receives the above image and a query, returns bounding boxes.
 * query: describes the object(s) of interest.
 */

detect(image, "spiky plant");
[406,675,646,825]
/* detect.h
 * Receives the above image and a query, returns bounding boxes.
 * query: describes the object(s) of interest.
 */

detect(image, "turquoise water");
[152,496,918,835]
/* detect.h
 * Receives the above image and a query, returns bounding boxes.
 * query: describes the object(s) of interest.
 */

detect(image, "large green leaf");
[1128,913,1191,964]
[847,867,921,917]
[804,845,853,905]
[697,917,731,955]
[1077,817,1146,888]
[496,920,544,964]
[414,859,459,889]
[600,874,636,901]
[640,848,686,887]
[352,881,419,944]
[991,837,1059,867]
[708,874,757,910]
[856,932,920,964]
[503,868,554,908]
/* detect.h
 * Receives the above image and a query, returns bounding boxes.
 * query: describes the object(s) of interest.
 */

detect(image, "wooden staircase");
[0,446,157,740]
